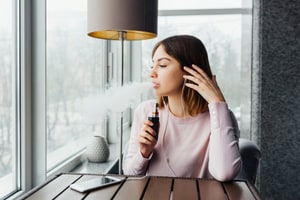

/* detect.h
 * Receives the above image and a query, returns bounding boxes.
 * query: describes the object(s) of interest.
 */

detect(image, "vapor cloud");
[82,82,153,124]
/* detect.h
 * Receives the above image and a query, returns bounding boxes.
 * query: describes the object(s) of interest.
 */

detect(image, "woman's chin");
[153,89,163,96]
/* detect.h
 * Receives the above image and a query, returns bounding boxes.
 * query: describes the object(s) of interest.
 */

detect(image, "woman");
[123,35,241,181]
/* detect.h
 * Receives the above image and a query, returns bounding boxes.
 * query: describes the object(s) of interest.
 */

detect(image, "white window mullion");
[30,0,47,187]
[19,0,33,193]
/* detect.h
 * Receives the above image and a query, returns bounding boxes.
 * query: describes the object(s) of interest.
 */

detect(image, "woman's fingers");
[183,65,213,90]
[139,120,157,144]
[139,120,157,158]
[139,131,155,143]
[143,120,156,137]
[184,65,209,81]
[183,65,225,103]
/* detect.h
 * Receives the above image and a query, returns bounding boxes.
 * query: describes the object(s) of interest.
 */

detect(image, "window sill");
[71,143,120,174]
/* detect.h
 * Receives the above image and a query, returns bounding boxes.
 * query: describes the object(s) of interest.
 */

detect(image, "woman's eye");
[159,65,167,68]
[149,65,167,70]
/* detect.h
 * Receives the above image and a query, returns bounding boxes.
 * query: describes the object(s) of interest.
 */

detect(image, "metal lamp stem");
[119,31,126,174]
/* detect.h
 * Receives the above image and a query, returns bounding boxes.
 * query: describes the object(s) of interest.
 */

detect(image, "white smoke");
[82,82,153,124]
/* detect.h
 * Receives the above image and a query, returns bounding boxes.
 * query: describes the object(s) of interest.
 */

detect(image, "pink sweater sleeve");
[208,102,242,181]
[123,101,152,175]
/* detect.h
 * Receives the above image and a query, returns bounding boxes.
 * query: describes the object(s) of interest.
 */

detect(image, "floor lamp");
[87,0,158,174]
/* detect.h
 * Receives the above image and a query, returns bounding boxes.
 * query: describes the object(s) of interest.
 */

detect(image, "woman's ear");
[182,66,189,75]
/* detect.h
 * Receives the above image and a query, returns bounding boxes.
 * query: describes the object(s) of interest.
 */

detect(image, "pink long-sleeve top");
[123,100,242,181]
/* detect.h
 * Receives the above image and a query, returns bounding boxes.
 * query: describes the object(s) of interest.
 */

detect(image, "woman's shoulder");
[134,99,157,114]
[136,99,156,109]
[139,99,156,106]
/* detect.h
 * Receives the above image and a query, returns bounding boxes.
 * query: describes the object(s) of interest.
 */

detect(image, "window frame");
[19,0,32,193]
[5,0,33,199]
[23,0,47,188]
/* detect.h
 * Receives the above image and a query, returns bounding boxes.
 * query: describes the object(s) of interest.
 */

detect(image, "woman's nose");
[149,67,157,78]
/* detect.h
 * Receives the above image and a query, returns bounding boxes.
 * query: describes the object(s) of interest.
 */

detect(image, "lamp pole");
[118,31,126,174]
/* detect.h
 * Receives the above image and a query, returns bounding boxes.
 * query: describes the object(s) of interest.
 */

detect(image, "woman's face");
[150,45,185,97]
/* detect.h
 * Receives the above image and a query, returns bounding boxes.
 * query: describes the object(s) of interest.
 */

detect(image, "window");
[46,0,133,174]
[0,0,18,198]
[46,0,107,171]
[141,0,252,138]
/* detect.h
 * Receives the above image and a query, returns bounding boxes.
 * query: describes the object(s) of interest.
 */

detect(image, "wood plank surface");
[21,173,261,200]
[172,178,198,200]
[142,177,172,200]
[25,174,81,200]
[223,181,256,200]
[198,180,227,200]
[113,177,149,200]
[85,184,121,200]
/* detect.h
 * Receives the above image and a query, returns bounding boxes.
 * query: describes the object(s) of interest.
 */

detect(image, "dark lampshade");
[87,0,158,40]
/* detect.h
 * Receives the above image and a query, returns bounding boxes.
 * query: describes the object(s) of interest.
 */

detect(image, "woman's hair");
[152,35,213,115]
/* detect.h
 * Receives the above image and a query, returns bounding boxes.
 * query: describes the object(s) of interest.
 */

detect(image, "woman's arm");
[123,102,153,175]
[208,102,242,181]
[183,64,241,180]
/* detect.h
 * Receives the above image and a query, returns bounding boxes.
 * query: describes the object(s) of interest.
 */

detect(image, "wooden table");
[20,173,261,200]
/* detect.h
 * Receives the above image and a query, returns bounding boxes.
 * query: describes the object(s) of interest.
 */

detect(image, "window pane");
[46,0,106,170]
[0,0,18,198]
[142,14,252,137]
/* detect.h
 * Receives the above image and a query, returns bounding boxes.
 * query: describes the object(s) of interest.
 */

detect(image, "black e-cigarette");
[148,103,159,140]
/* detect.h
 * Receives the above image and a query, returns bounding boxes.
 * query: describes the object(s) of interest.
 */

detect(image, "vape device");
[148,103,159,140]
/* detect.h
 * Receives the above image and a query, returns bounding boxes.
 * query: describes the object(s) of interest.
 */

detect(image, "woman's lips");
[152,82,160,89]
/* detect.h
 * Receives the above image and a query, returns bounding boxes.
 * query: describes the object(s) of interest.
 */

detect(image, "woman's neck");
[167,96,189,118]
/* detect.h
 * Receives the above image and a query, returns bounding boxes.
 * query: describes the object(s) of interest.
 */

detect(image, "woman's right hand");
[138,120,157,158]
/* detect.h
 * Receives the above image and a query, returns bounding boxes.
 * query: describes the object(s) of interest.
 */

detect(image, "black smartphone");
[70,176,125,193]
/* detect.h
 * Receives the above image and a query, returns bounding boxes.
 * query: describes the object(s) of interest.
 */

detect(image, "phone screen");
[70,176,124,193]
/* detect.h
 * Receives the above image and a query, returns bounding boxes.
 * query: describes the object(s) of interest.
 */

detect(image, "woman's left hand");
[183,64,225,104]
